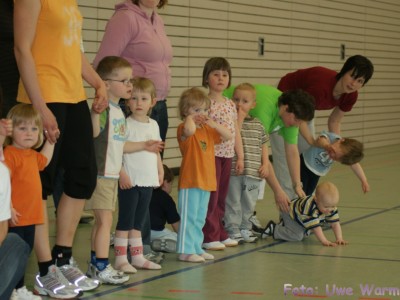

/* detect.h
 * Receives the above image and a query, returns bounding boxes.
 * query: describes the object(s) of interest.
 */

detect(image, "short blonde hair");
[233,83,256,101]
[315,181,339,207]
[5,104,44,149]
[178,87,210,120]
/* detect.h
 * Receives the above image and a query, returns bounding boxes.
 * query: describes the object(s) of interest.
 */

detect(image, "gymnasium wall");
[78,0,400,168]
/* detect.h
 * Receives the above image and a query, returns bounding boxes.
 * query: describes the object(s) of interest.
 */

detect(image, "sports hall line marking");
[80,204,400,299]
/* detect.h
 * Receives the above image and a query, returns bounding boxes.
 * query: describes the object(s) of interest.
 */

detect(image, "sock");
[90,250,96,265]
[52,245,72,267]
[114,237,130,268]
[129,238,161,270]
[95,258,109,271]
[38,260,54,277]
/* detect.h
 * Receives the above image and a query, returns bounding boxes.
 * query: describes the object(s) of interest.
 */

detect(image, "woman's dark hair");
[336,55,374,86]
[202,57,232,88]
[278,89,315,121]
[132,0,168,9]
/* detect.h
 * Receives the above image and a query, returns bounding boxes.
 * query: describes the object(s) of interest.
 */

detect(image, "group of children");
[0,54,370,298]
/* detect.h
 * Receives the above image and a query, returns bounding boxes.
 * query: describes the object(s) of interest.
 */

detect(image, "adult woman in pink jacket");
[94,0,173,145]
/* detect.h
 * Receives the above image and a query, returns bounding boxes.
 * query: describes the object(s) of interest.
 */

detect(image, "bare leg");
[56,193,85,246]
[93,209,113,258]
[34,200,52,262]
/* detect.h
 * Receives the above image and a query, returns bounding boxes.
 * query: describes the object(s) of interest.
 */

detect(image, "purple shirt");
[93,1,172,101]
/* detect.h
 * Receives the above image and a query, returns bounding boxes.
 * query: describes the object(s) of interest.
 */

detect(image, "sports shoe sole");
[151,239,177,253]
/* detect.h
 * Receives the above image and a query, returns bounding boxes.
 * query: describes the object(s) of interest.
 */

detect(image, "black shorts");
[40,101,97,200]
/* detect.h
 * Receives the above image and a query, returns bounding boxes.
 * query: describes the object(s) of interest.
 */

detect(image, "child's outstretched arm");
[331,222,348,245]
[40,140,55,167]
[90,109,101,138]
[312,226,337,247]
[124,140,164,154]
[350,163,370,193]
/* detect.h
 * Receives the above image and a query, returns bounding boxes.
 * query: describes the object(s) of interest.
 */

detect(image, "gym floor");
[25,144,400,300]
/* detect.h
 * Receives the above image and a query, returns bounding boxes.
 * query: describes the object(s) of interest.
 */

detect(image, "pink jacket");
[93,1,173,101]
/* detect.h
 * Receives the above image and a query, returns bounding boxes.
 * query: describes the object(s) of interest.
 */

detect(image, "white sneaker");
[221,238,238,247]
[34,265,82,299]
[240,229,258,243]
[230,233,245,245]
[11,287,42,300]
[202,241,225,250]
[89,264,129,285]
[58,257,100,291]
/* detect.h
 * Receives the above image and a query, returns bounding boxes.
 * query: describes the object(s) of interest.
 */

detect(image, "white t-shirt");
[123,117,161,187]
[0,161,11,222]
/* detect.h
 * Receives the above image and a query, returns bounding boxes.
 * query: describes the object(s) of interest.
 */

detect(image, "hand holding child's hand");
[0,119,12,136]
[10,207,21,226]
[145,140,164,153]
[92,85,108,114]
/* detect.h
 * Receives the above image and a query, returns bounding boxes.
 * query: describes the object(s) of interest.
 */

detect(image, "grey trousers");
[224,175,261,235]
[274,212,305,242]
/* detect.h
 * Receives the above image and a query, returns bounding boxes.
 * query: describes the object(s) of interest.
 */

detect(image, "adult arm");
[328,107,345,134]
[81,53,108,113]
[264,164,290,213]
[14,0,59,143]
[284,142,306,197]
[0,220,7,245]
[350,163,370,193]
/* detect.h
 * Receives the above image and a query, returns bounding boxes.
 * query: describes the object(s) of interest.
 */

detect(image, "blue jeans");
[0,233,30,298]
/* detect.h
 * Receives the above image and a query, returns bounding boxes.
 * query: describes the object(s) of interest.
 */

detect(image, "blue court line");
[81,204,399,299]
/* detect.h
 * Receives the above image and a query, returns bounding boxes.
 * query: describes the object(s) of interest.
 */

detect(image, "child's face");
[327,139,346,161]
[187,102,209,118]
[12,120,39,149]
[207,70,230,93]
[127,90,156,120]
[105,67,133,102]
[315,196,337,215]
[232,89,256,115]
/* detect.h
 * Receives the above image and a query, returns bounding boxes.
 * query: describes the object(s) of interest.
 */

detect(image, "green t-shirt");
[223,84,299,144]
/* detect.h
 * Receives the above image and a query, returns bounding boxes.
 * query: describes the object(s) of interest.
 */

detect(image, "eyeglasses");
[104,78,133,86]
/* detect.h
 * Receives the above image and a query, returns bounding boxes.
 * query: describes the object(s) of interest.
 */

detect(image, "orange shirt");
[4,146,47,226]
[177,123,221,191]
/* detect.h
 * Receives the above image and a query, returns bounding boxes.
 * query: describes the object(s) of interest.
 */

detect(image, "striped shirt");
[290,195,339,230]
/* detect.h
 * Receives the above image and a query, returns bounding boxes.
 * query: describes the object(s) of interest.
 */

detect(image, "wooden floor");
[25,144,400,300]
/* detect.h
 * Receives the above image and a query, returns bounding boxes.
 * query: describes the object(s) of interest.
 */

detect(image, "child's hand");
[235,158,244,175]
[321,240,337,247]
[0,119,12,136]
[144,140,164,153]
[10,207,21,226]
[335,238,348,245]
[119,172,133,190]
[361,181,370,193]
[258,164,269,178]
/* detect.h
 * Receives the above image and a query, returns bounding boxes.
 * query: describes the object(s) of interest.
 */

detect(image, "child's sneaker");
[151,238,177,253]
[240,229,258,243]
[58,257,100,291]
[261,220,276,239]
[230,233,244,245]
[88,264,129,285]
[11,286,42,300]
[249,211,264,235]
[34,265,82,299]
